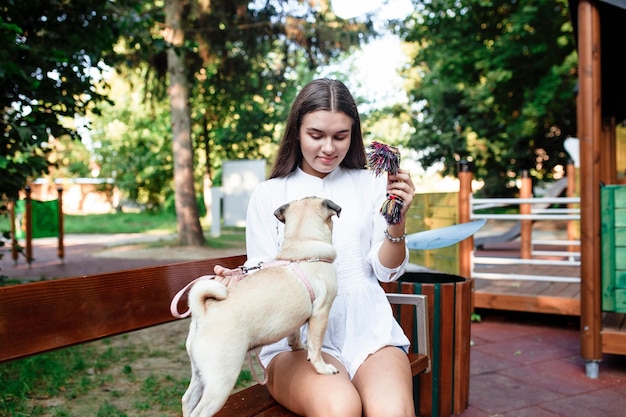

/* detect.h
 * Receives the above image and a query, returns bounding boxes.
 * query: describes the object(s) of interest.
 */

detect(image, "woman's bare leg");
[265,350,362,417]
[352,346,414,417]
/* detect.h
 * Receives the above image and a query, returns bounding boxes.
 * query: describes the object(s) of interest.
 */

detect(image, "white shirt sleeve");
[368,239,409,283]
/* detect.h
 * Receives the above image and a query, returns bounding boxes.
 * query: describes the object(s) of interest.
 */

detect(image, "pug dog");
[182,196,341,417]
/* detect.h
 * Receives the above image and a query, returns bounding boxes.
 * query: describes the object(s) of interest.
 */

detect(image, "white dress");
[245,166,410,379]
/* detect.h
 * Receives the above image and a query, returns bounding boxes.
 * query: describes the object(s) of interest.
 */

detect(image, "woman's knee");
[311,390,362,417]
[364,400,414,417]
[354,346,414,417]
[266,351,362,417]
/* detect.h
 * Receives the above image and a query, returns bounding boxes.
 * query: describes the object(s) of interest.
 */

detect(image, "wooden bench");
[0,254,430,417]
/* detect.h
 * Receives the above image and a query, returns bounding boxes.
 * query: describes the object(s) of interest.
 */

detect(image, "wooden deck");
[472,242,581,316]
[473,278,580,316]
[602,313,626,355]
[471,238,626,361]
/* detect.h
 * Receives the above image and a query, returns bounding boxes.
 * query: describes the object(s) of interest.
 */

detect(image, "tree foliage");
[103,0,376,244]
[89,69,173,209]
[0,0,143,212]
[0,0,376,243]
[398,0,578,196]
[111,0,375,182]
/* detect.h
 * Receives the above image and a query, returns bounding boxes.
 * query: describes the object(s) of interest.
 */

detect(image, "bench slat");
[254,408,299,417]
[216,384,290,417]
[0,255,247,363]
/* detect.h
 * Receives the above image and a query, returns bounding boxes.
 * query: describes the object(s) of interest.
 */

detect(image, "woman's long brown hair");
[269,78,367,179]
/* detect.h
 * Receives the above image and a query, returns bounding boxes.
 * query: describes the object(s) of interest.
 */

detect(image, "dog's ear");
[323,199,342,218]
[274,203,289,223]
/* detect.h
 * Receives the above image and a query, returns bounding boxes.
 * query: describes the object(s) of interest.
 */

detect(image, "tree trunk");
[164,0,204,246]
[202,115,214,226]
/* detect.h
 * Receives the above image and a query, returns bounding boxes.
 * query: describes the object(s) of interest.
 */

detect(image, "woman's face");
[299,110,353,178]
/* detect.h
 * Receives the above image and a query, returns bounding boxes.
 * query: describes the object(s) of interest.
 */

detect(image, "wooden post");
[567,160,579,253]
[519,170,532,259]
[9,200,18,264]
[601,119,617,185]
[57,187,64,263]
[577,0,603,376]
[457,160,472,280]
[25,186,33,266]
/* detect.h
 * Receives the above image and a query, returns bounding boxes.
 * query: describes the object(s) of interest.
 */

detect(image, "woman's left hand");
[387,168,416,222]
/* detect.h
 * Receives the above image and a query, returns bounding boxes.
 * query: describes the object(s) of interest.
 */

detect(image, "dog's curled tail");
[188,279,228,316]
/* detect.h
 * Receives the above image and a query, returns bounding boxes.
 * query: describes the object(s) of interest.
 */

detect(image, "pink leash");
[169,268,247,319]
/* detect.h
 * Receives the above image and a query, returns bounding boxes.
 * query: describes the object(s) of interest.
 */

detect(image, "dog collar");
[241,257,333,273]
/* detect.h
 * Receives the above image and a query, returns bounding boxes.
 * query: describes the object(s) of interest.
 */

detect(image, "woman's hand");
[387,168,416,223]
[379,168,416,268]
[212,264,242,286]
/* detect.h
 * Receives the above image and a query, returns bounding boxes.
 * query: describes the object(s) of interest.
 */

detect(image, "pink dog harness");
[169,259,328,319]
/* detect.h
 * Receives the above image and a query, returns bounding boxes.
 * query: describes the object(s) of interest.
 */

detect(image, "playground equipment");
[8,186,65,265]
[473,176,570,249]
[469,173,580,283]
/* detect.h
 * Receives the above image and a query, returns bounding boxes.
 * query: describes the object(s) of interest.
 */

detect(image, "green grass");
[0,328,252,416]
[0,211,177,235]
[0,342,131,416]
[63,212,178,234]
[65,212,246,251]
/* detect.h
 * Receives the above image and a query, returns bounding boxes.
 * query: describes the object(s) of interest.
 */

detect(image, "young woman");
[216,78,416,417]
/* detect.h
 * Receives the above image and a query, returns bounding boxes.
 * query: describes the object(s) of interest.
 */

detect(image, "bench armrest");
[386,293,430,373]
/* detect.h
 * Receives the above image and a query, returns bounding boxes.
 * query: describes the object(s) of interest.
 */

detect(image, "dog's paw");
[312,361,339,375]
[289,341,306,351]
[287,332,305,351]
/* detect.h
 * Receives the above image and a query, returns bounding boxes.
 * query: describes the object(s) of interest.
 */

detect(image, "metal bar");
[471,197,581,205]
[470,213,580,220]
[532,240,580,246]
[472,256,580,266]
[471,271,580,283]
[385,293,430,360]
[531,250,580,258]
[468,192,583,285]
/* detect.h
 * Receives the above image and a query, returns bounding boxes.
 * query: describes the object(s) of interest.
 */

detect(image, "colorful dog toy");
[367,141,403,225]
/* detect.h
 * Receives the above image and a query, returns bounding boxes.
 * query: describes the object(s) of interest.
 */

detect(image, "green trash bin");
[383,271,472,417]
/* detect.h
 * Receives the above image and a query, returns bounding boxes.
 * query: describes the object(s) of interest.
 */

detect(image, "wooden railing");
[458,166,581,283]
